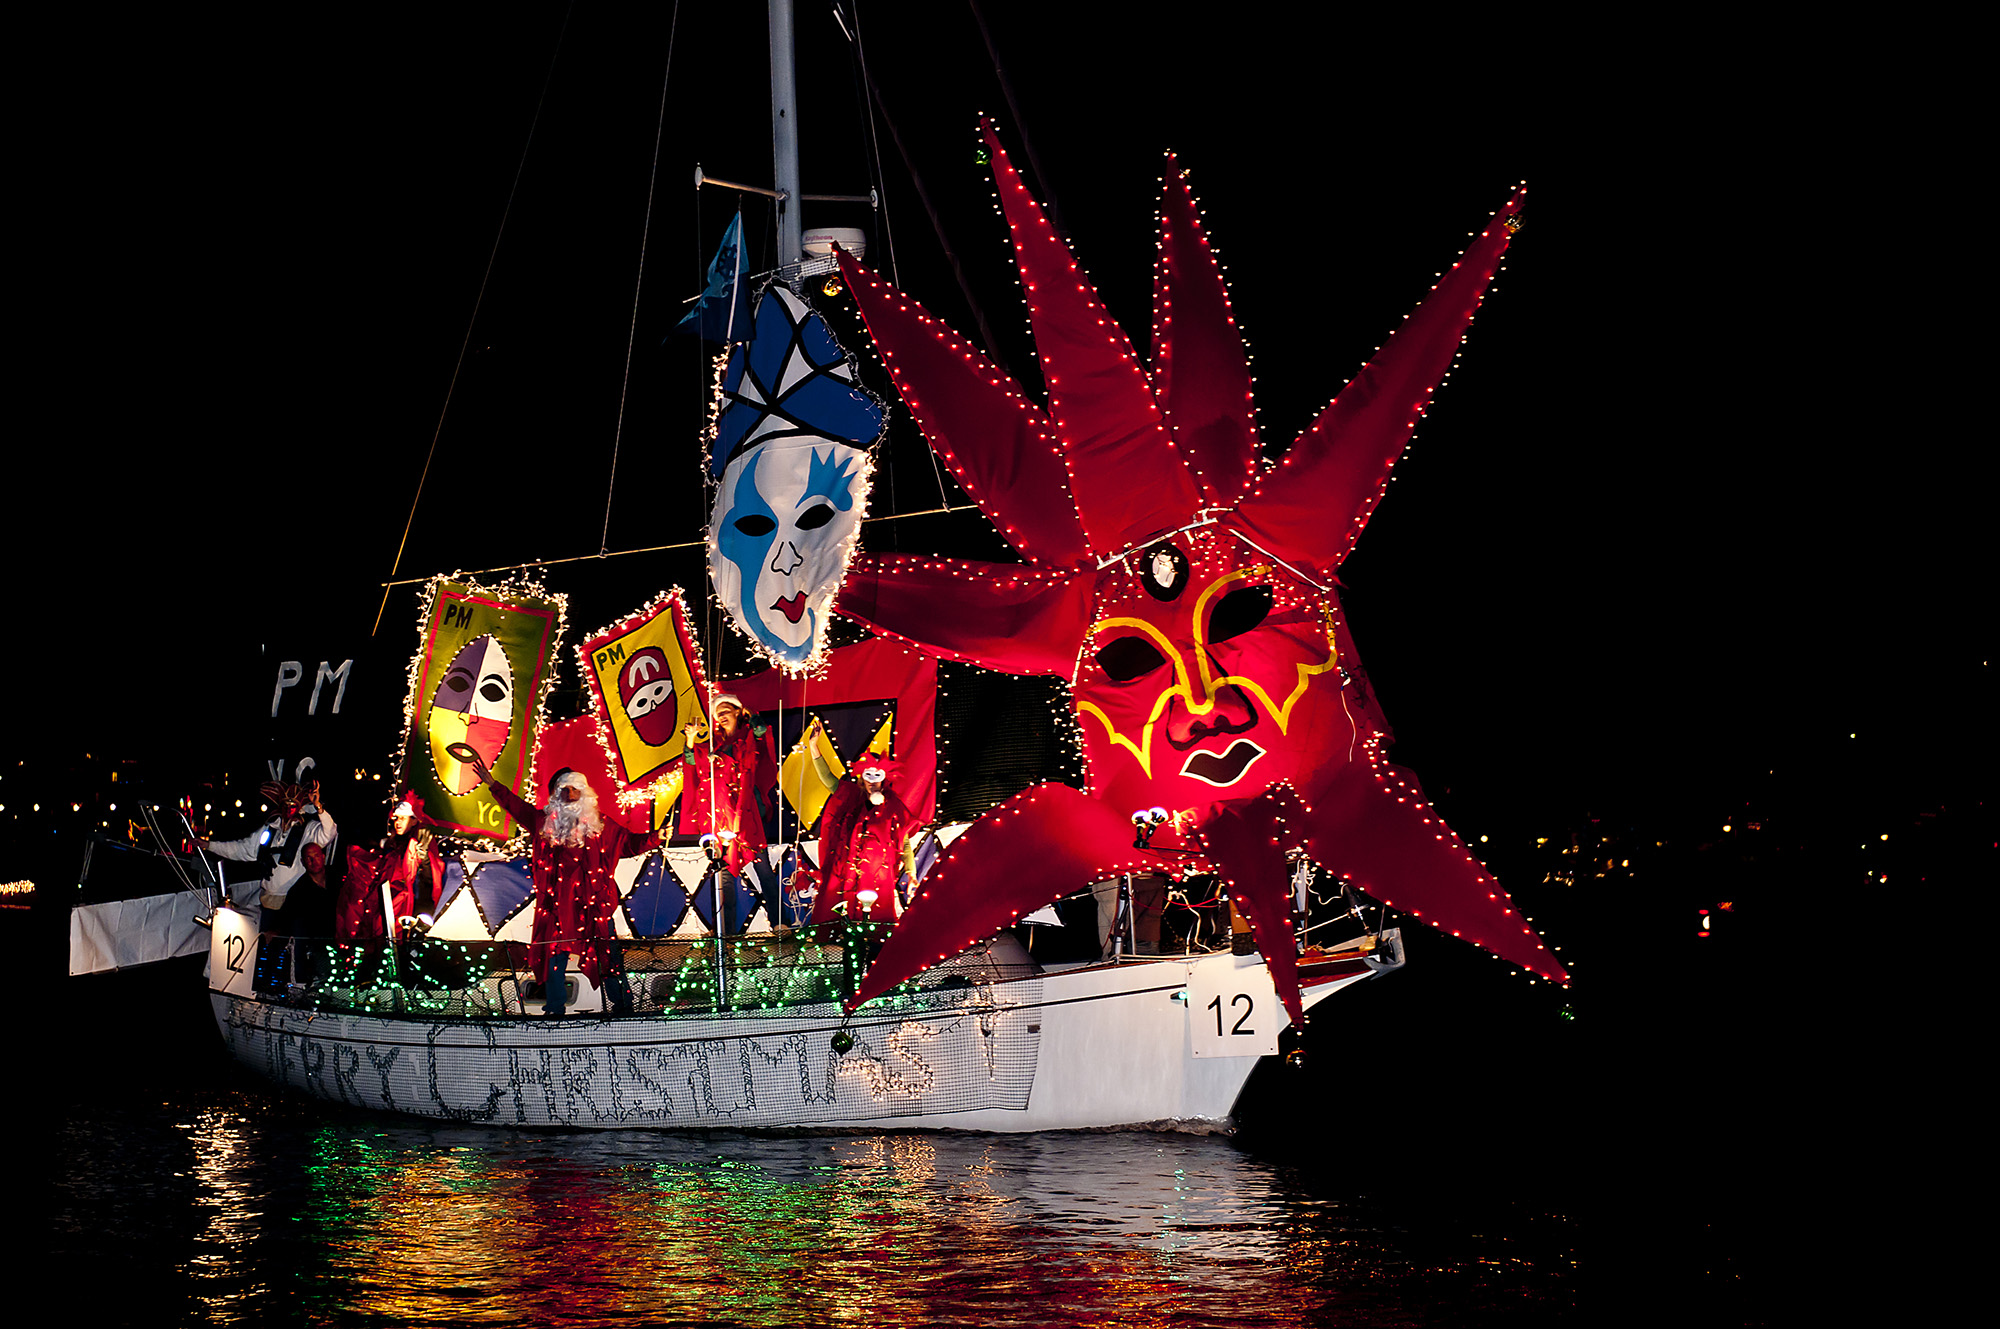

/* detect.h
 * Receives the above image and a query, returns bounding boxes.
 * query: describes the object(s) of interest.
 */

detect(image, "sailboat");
[86,3,1562,1132]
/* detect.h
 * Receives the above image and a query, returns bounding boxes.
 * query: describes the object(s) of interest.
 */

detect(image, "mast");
[769,0,802,284]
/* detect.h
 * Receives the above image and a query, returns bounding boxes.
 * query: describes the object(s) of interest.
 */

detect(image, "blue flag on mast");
[674,213,755,343]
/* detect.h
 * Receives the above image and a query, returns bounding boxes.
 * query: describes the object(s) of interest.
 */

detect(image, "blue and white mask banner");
[708,286,883,671]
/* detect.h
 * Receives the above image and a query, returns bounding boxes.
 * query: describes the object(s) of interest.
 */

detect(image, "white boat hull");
[209,945,1373,1132]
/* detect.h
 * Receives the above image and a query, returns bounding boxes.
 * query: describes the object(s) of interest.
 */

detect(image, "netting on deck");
[225,925,1049,1124]
[256,923,1039,1027]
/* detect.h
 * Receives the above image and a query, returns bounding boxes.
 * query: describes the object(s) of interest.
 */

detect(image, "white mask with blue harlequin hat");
[707,286,882,669]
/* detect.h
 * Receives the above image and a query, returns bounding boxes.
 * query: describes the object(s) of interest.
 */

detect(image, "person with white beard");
[471,755,658,1016]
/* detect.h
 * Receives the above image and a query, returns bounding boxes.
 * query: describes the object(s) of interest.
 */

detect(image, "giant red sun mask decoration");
[833,121,1564,1020]
[1079,542,1345,818]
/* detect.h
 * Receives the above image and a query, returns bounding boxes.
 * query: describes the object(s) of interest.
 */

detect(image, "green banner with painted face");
[401,578,566,841]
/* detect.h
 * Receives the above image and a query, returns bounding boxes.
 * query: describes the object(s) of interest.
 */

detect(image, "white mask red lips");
[619,646,681,746]
[706,285,881,669]
[748,491,854,651]
[429,633,514,795]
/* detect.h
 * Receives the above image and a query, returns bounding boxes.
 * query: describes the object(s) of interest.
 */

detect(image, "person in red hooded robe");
[679,693,776,928]
[338,791,445,942]
[813,752,921,925]
[470,753,659,1016]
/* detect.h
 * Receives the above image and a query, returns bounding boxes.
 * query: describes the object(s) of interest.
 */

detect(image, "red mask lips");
[771,593,808,624]
[1179,740,1265,788]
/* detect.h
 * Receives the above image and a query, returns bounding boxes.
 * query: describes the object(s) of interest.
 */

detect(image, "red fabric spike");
[1152,160,1260,509]
[1288,760,1567,982]
[1327,592,1396,748]
[1225,188,1525,581]
[836,249,1090,568]
[837,554,1096,677]
[1196,796,1307,1027]
[980,120,1200,555]
[846,784,1169,1012]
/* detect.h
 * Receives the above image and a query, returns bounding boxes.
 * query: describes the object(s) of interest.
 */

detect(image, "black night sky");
[20,4,1978,819]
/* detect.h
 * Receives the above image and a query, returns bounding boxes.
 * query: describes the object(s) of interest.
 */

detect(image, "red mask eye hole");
[1208,586,1272,643]
[1096,636,1168,682]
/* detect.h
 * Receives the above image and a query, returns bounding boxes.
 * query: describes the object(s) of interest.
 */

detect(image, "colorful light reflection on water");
[50,1090,1579,1326]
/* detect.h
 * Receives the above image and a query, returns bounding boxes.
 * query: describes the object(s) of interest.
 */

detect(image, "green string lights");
[285,920,908,1023]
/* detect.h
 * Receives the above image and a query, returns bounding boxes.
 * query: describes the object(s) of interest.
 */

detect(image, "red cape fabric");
[838,254,1089,568]
[1223,190,1525,582]
[1195,797,1308,1026]
[1151,159,1260,510]
[836,556,1094,679]
[677,725,777,875]
[813,782,919,924]
[337,845,398,941]
[847,784,1173,1012]
[335,831,444,942]
[1288,762,1566,982]
[982,120,1199,555]
[727,636,941,823]
[826,149,1555,1000]
[489,779,659,986]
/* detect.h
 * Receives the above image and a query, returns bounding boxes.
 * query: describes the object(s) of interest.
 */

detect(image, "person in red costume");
[338,791,445,942]
[468,752,658,1017]
[679,692,777,878]
[813,752,920,925]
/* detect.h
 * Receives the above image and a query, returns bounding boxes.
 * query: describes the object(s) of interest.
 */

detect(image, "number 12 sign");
[208,905,259,999]
[1188,959,1281,1058]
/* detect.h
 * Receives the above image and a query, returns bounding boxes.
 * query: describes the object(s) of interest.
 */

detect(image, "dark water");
[48,1088,1591,1328]
[47,1094,1573,1328]
[30,929,1799,1326]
